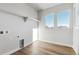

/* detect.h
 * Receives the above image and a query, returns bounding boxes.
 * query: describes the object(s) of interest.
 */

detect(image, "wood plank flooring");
[12,40,76,55]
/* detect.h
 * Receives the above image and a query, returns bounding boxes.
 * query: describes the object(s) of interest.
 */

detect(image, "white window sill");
[45,26,54,29]
[57,26,70,30]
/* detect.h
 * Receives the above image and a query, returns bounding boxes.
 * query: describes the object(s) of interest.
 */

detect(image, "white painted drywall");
[73,27,79,54]
[0,3,38,54]
[39,4,73,47]
[0,3,37,19]
[73,4,79,54]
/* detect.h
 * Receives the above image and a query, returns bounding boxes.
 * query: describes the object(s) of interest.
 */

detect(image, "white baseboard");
[24,42,33,47]
[72,46,78,55]
[2,48,21,55]
[2,40,73,55]
[39,40,72,48]
[3,42,33,55]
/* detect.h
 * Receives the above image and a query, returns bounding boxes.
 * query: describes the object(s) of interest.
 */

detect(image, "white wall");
[39,4,73,47]
[0,3,37,19]
[0,3,38,54]
[73,4,79,54]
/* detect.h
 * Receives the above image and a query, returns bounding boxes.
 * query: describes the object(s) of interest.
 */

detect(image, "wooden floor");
[12,40,76,55]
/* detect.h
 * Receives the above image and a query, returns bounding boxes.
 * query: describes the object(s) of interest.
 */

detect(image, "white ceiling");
[28,3,62,11]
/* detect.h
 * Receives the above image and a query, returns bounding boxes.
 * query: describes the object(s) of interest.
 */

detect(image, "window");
[44,13,54,28]
[57,10,70,28]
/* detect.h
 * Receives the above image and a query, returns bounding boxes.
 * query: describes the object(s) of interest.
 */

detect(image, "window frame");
[44,13,55,28]
[57,9,71,29]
